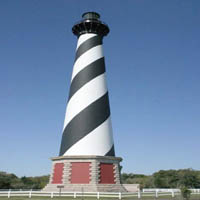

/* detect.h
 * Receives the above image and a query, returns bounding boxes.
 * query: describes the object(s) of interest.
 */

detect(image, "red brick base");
[70,162,91,184]
[99,163,115,184]
[44,156,126,192]
[51,163,64,184]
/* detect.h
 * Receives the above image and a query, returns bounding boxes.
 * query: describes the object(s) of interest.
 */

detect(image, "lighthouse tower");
[44,12,126,192]
[60,12,115,157]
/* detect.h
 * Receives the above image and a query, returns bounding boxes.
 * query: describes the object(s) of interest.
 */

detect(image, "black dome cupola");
[72,12,109,37]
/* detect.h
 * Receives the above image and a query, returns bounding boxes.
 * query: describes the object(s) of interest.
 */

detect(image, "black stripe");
[68,57,105,101]
[59,92,110,156]
[75,36,102,62]
[105,145,115,156]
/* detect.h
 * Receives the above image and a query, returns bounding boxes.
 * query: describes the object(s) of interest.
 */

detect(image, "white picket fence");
[0,189,199,199]
[143,188,200,193]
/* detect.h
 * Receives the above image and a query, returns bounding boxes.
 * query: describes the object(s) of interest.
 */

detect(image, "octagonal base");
[43,155,126,192]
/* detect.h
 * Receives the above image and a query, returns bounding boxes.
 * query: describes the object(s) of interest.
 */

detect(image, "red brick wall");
[70,162,91,184]
[51,163,64,184]
[99,163,115,184]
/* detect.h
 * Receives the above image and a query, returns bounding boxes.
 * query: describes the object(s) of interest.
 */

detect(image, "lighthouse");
[44,12,126,192]
[60,12,115,157]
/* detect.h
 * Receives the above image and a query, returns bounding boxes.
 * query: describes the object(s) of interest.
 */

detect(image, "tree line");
[0,172,49,189]
[121,168,200,189]
[0,168,200,189]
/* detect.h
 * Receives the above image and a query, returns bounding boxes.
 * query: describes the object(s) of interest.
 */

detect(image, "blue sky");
[0,0,200,177]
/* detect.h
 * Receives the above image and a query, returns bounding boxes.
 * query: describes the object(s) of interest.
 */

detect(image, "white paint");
[155,189,158,198]
[172,190,175,198]
[76,33,97,49]
[71,45,103,81]
[143,189,180,192]
[63,73,107,130]
[2,190,200,198]
[119,192,121,200]
[61,32,114,156]
[63,117,114,156]
[138,191,141,198]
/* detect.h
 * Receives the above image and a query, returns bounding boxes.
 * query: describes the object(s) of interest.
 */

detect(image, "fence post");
[97,192,100,199]
[29,190,32,198]
[8,190,11,198]
[155,189,158,198]
[74,192,76,199]
[51,192,54,198]
[138,190,141,198]
[171,190,175,198]
[119,192,121,200]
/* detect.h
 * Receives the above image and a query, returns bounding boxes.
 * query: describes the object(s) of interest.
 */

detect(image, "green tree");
[179,169,200,188]
[181,186,191,200]
[0,172,19,189]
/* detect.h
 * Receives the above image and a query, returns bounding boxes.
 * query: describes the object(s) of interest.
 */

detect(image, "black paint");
[75,36,102,62]
[59,92,110,156]
[72,12,109,37]
[68,57,105,101]
[105,145,115,156]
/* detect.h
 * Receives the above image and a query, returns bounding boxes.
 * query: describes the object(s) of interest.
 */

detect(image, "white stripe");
[63,73,107,130]
[63,117,114,156]
[71,45,103,81]
[76,33,97,50]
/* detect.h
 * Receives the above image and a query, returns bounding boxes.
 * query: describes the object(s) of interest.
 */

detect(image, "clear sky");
[0,0,200,177]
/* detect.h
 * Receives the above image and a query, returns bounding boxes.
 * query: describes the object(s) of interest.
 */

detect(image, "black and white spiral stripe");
[59,33,115,157]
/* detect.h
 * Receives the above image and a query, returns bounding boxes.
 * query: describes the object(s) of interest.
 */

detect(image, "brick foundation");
[51,163,64,184]
[70,162,91,184]
[43,155,126,192]
[99,163,115,184]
